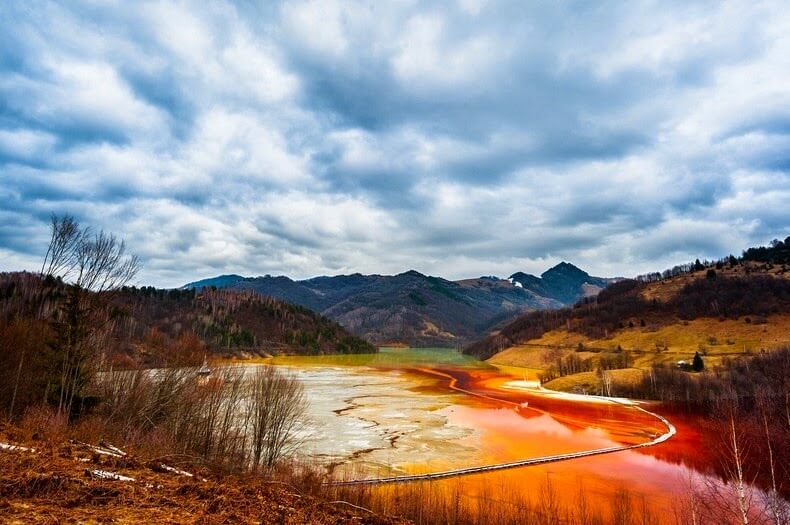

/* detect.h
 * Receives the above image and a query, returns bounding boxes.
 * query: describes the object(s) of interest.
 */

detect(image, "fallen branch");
[99,441,127,456]
[157,463,206,482]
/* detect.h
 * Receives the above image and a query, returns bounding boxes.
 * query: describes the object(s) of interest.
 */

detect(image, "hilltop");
[465,237,790,393]
[183,263,613,346]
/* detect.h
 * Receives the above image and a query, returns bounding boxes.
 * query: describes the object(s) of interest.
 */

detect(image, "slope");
[0,272,375,373]
[466,248,790,392]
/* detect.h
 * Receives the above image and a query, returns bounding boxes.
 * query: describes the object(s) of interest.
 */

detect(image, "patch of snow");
[159,463,196,478]
[0,442,35,452]
[70,440,124,457]
[89,469,135,482]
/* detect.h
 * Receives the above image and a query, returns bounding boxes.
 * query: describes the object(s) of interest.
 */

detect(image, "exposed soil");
[0,425,407,525]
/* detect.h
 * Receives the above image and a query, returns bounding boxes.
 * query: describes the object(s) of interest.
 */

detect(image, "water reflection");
[259,348,775,519]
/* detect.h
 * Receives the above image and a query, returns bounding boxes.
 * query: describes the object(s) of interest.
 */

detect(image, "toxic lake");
[248,347,759,520]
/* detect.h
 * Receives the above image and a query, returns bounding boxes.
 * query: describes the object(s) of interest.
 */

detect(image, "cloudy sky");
[1,1,788,287]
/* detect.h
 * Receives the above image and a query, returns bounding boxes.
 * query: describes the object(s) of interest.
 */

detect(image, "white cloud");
[0,0,788,287]
[281,0,351,58]
[391,13,505,91]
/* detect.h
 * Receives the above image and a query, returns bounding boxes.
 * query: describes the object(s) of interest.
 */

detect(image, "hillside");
[114,286,376,361]
[184,263,611,346]
[0,423,405,525]
[466,240,790,392]
[0,272,374,371]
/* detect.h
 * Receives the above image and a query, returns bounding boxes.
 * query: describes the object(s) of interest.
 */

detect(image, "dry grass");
[0,421,405,525]
[542,368,643,393]
[491,315,790,372]
[489,344,591,369]
[487,313,790,393]
[326,474,693,525]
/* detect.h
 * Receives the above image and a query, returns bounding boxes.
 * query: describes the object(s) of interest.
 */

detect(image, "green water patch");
[269,347,491,370]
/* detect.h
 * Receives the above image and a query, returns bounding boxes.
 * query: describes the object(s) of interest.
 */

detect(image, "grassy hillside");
[466,246,790,393]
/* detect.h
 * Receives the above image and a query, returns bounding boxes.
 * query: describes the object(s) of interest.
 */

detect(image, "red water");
[389,365,730,522]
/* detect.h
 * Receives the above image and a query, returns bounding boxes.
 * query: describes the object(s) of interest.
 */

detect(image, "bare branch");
[41,214,81,278]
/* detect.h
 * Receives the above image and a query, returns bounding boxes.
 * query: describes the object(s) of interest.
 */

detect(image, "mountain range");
[183,263,617,346]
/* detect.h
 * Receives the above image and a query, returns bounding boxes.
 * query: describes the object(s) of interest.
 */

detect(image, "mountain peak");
[541,262,589,280]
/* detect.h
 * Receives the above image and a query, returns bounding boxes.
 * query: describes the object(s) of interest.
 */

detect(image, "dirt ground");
[0,425,407,525]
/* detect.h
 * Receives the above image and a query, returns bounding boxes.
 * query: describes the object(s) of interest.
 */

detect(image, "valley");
[2,0,788,521]
[235,347,764,522]
[2,232,790,524]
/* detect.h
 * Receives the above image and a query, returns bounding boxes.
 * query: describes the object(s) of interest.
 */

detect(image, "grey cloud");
[0,0,788,287]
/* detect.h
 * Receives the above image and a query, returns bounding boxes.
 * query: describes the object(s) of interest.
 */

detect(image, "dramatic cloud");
[1,0,788,286]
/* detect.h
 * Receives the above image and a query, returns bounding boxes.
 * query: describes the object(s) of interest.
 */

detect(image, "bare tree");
[37,214,140,417]
[725,410,752,525]
[600,369,613,397]
[674,472,703,525]
[247,365,306,469]
[73,230,139,293]
[704,393,754,525]
[574,480,591,525]
[538,474,561,525]
[40,213,139,291]
[755,388,789,525]
[610,487,633,525]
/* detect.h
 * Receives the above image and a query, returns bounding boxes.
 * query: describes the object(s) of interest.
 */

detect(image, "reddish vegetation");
[0,423,405,525]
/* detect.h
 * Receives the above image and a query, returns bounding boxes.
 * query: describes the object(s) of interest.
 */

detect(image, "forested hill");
[0,272,375,368]
[113,285,376,361]
[465,248,790,360]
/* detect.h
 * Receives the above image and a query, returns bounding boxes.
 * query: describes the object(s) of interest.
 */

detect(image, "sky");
[1,1,789,288]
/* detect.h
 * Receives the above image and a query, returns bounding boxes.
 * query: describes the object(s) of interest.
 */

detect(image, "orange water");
[273,350,773,522]
[379,365,727,521]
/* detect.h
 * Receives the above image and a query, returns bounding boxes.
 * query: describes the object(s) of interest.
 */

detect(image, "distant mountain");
[509,262,616,304]
[183,263,614,346]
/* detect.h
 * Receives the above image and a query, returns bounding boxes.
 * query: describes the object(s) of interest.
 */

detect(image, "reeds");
[90,364,306,472]
[322,475,667,525]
